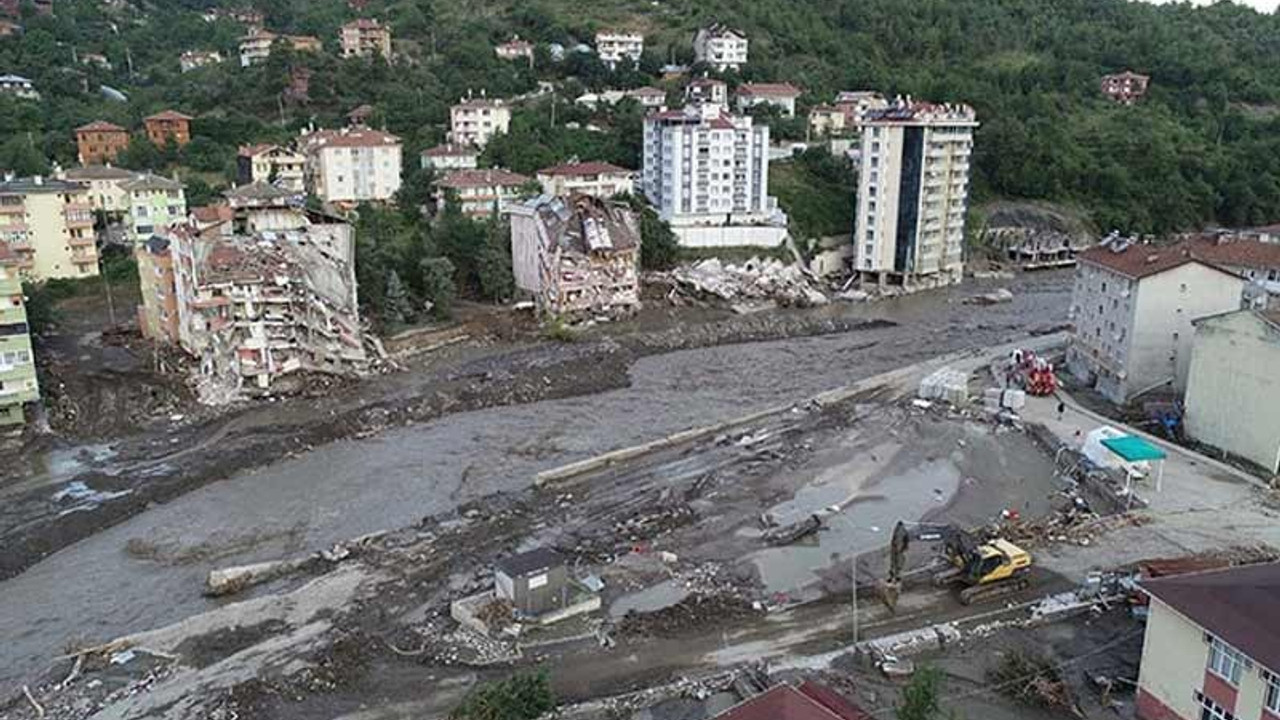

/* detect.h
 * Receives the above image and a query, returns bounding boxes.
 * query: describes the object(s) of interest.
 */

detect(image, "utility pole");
[851,551,859,644]
[101,256,116,326]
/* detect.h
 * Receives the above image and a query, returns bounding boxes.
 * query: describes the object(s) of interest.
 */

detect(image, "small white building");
[300,127,403,205]
[626,86,666,110]
[179,50,223,73]
[1066,238,1246,405]
[448,96,511,149]
[693,24,748,72]
[536,161,633,199]
[420,143,479,171]
[735,83,802,117]
[495,37,534,62]
[594,30,644,69]
[1183,309,1280,474]
[436,168,531,219]
[236,144,306,193]
[0,74,39,100]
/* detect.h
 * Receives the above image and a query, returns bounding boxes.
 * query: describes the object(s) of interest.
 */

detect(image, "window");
[1194,691,1236,720]
[1264,670,1280,714]
[1207,637,1244,685]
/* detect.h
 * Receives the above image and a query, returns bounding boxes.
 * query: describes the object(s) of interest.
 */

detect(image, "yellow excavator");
[881,520,1033,611]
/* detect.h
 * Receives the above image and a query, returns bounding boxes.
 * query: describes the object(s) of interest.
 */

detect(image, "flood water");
[0,271,1071,693]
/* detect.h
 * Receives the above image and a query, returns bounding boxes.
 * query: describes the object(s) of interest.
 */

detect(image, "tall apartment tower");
[641,104,771,227]
[853,98,977,287]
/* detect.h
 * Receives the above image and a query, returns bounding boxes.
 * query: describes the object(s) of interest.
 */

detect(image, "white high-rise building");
[854,98,977,287]
[642,104,772,228]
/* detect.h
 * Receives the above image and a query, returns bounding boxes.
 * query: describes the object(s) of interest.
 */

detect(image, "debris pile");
[659,257,828,309]
[964,288,1014,305]
[616,592,760,639]
[988,651,1079,712]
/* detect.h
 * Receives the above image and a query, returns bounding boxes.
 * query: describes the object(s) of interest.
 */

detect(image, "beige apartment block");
[0,176,98,281]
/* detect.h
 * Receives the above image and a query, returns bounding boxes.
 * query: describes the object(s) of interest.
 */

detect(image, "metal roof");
[1100,435,1167,462]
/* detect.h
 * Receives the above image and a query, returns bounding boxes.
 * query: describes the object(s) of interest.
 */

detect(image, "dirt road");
[0,271,1073,696]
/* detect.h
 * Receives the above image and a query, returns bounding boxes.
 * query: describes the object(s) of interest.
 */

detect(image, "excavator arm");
[881,521,982,612]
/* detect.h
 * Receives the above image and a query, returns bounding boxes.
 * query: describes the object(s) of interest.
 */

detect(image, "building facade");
[641,104,773,228]
[136,235,179,344]
[166,212,365,399]
[1183,309,1280,474]
[1102,70,1150,105]
[340,18,391,60]
[509,194,641,319]
[627,86,667,109]
[807,105,846,137]
[75,120,130,166]
[122,173,186,242]
[1182,234,1280,311]
[853,99,977,287]
[300,127,403,204]
[238,30,319,67]
[436,168,530,218]
[594,30,643,69]
[143,110,192,148]
[1066,239,1246,405]
[693,24,748,72]
[0,176,98,281]
[0,246,38,427]
[686,77,728,108]
[536,161,633,199]
[236,144,306,193]
[61,164,135,217]
[448,96,511,148]
[420,143,479,171]
[1136,562,1280,720]
[735,83,801,117]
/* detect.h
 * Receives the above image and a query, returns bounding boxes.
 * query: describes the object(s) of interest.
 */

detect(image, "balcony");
[69,235,95,247]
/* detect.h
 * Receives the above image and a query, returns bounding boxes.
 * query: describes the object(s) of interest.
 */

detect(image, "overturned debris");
[659,257,829,308]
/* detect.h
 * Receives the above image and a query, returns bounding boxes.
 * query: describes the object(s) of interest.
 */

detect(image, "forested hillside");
[2,0,1280,235]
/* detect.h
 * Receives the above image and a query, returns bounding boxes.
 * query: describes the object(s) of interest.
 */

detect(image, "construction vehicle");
[881,521,1033,611]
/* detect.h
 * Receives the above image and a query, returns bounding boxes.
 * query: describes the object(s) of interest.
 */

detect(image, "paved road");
[0,272,1073,694]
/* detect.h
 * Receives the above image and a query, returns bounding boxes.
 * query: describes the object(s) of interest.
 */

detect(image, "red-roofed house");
[536,161,633,198]
[686,77,728,107]
[75,120,129,165]
[714,683,872,720]
[144,110,193,148]
[436,168,531,218]
[495,37,534,63]
[1102,70,1150,106]
[1183,234,1280,310]
[1066,237,1246,404]
[1136,562,1280,720]
[236,144,306,193]
[735,82,802,117]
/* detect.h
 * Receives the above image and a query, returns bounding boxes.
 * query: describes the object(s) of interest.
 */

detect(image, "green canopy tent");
[1101,434,1168,497]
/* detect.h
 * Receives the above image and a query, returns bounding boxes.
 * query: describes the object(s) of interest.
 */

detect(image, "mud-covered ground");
[1,386,1086,720]
[0,270,1074,703]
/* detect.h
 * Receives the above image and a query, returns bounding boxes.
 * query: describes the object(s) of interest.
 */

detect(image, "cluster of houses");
[1066,231,1280,474]
[493,23,749,73]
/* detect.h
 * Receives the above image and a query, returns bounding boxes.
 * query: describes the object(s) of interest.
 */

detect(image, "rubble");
[660,257,829,308]
[964,288,1014,305]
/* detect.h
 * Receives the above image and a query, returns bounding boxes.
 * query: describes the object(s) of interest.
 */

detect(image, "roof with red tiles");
[76,120,127,133]
[737,82,801,98]
[437,168,530,189]
[537,161,630,177]
[714,683,872,720]
[303,128,401,149]
[421,143,478,157]
[1079,237,1255,280]
[145,110,193,122]
[343,18,384,30]
[1184,234,1280,269]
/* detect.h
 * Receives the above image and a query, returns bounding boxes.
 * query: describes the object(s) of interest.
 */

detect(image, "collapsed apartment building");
[140,181,367,402]
[509,194,642,320]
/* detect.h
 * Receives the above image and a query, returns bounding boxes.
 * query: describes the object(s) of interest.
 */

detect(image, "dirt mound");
[616,594,761,639]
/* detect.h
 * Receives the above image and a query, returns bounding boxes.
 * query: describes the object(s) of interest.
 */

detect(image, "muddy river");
[0,272,1071,693]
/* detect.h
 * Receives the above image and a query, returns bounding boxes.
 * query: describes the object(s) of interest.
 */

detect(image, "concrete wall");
[508,205,544,293]
[1128,263,1244,400]
[1184,311,1280,473]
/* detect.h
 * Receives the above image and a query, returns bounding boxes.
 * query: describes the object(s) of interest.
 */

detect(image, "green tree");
[451,672,555,720]
[419,255,457,318]
[384,269,414,327]
[625,197,679,270]
[897,666,944,720]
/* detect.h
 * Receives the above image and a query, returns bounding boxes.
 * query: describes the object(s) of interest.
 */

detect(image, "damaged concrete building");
[146,185,366,401]
[509,194,641,320]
